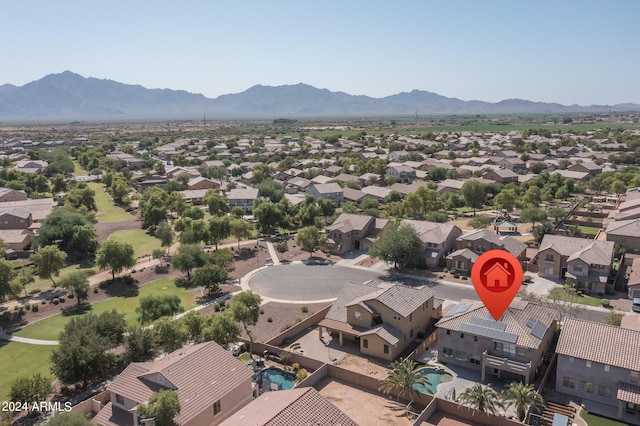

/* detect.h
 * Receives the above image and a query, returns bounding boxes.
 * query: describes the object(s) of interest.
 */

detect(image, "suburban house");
[401,220,462,268]
[482,169,519,184]
[436,298,557,385]
[226,187,259,214]
[318,280,441,361]
[180,189,209,205]
[385,164,417,183]
[94,342,254,426]
[187,176,220,191]
[0,188,28,203]
[537,235,614,294]
[445,249,479,274]
[446,229,527,273]
[627,257,640,298]
[0,211,32,229]
[568,161,602,176]
[220,387,357,426]
[324,213,390,253]
[605,218,640,253]
[306,183,344,206]
[13,159,48,173]
[498,157,527,172]
[0,229,33,251]
[555,317,640,425]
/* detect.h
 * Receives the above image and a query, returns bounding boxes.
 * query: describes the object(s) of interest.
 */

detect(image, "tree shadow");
[61,304,93,317]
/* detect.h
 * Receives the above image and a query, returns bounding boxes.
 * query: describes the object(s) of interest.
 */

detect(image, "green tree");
[532,221,554,245]
[124,326,159,362]
[548,207,567,223]
[369,222,421,269]
[501,382,545,422]
[70,224,99,254]
[212,248,234,268]
[295,226,327,257]
[47,412,93,426]
[192,264,228,293]
[610,179,627,195]
[230,291,262,359]
[457,383,504,415]
[65,186,97,211]
[467,215,492,229]
[154,317,189,353]
[253,200,288,235]
[9,373,53,404]
[378,359,430,416]
[96,240,136,280]
[137,389,181,426]
[520,207,548,230]
[493,188,517,212]
[31,245,66,287]
[180,310,206,343]
[140,187,168,229]
[208,216,231,249]
[204,189,230,216]
[257,178,285,203]
[37,207,94,252]
[341,201,358,214]
[153,247,166,266]
[50,310,126,387]
[11,267,35,297]
[230,218,252,249]
[203,310,241,345]
[60,271,90,304]
[461,180,486,216]
[171,244,208,279]
[137,294,184,324]
[317,198,336,221]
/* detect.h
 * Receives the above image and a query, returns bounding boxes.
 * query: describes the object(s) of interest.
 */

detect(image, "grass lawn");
[24,260,97,295]
[88,182,134,223]
[580,410,628,426]
[73,160,88,176]
[108,229,161,258]
[578,225,602,235]
[548,288,610,307]
[0,341,56,402]
[13,278,199,341]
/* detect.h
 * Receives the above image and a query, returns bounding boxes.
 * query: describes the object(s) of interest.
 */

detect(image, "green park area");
[88,182,134,223]
[13,278,198,341]
[0,341,55,402]
[108,229,161,258]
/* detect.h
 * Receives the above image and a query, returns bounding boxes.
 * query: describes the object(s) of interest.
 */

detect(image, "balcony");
[481,351,533,384]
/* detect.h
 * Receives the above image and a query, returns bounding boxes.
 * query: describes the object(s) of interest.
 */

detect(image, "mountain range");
[0,71,637,121]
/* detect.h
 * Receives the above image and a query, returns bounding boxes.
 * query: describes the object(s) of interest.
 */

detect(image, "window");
[631,371,639,384]
[563,377,576,389]
[516,347,526,358]
[115,394,125,405]
[383,344,389,354]
[354,310,363,321]
[410,328,413,338]
[568,357,574,364]
[604,365,610,372]
[442,347,453,358]
[544,267,554,275]
[455,350,467,361]
[470,358,480,365]
[410,313,413,322]
[579,381,594,393]
[586,360,591,368]
[460,333,464,339]
[363,339,368,349]
[573,264,583,273]
[474,336,478,342]
[545,254,554,262]
[213,400,221,416]
[446,330,450,335]
[598,386,612,399]
[457,261,463,269]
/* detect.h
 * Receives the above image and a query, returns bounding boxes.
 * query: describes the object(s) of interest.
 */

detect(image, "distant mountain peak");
[0,71,637,121]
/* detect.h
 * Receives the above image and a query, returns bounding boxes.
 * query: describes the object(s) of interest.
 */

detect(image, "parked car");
[632,298,640,313]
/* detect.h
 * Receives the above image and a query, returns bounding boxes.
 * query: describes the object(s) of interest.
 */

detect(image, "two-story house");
[538,235,614,294]
[437,298,557,385]
[555,318,640,425]
[605,218,640,253]
[385,165,417,183]
[94,342,254,426]
[0,188,28,203]
[482,169,519,184]
[306,183,344,206]
[0,211,32,229]
[445,229,527,273]
[187,176,220,191]
[499,157,527,172]
[318,280,441,361]
[226,187,259,214]
[324,213,390,254]
[401,220,462,268]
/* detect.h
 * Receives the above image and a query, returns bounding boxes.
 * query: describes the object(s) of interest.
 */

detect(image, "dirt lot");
[226,241,270,280]
[336,352,390,377]
[94,219,142,243]
[273,238,342,263]
[315,377,414,426]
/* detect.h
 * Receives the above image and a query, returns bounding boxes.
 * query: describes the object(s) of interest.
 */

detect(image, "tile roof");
[104,342,253,425]
[618,382,640,405]
[605,218,640,237]
[359,323,404,345]
[325,213,373,234]
[458,229,502,246]
[445,248,479,262]
[436,298,556,349]
[227,187,259,200]
[402,219,460,245]
[221,388,355,426]
[325,281,382,323]
[539,235,614,265]
[310,182,343,194]
[556,317,640,371]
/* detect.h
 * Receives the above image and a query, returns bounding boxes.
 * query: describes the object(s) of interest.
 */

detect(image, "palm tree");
[502,381,545,422]
[378,359,430,416]
[457,383,504,416]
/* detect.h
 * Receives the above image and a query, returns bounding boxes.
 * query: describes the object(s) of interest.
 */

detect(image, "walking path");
[265,241,281,265]
[0,332,59,345]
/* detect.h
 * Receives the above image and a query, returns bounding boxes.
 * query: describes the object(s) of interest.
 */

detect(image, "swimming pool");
[412,367,453,395]
[260,367,296,390]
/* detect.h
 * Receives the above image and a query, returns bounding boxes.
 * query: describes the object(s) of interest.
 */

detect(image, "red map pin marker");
[471,250,523,321]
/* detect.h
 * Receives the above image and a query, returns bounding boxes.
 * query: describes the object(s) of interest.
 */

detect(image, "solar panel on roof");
[443,303,472,317]
[468,316,507,331]
[531,321,547,340]
[526,317,538,329]
[459,323,519,343]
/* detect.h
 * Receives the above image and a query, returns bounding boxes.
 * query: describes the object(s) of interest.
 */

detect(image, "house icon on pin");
[484,262,511,288]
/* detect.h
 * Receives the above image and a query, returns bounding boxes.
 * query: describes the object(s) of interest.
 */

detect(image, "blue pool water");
[260,367,296,390]
[412,367,453,395]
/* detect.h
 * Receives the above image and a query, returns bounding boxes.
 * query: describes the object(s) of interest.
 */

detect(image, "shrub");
[67,293,74,299]
[214,305,220,312]
[267,317,273,322]
[93,287,99,294]
[52,298,59,305]
[28,288,41,295]
[452,273,459,279]
[301,306,309,313]
[131,269,137,274]
[276,240,288,253]
[24,303,31,311]
[13,305,18,311]
[443,268,449,273]
[59,296,65,303]
[600,299,610,307]
[523,275,532,283]
[461,276,467,280]
[294,317,302,324]
[292,362,300,371]
[32,304,38,312]
[296,369,308,382]
[41,299,47,305]
[259,309,264,315]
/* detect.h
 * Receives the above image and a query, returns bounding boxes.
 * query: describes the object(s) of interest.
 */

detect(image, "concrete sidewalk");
[0,333,59,345]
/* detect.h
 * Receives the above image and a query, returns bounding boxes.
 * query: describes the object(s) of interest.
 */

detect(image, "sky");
[3,1,639,106]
